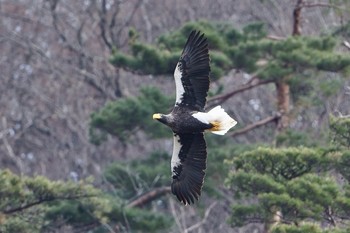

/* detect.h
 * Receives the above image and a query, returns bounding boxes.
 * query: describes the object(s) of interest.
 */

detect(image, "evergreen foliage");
[90,87,173,143]
[0,169,172,233]
[271,223,350,233]
[225,141,350,231]
[0,169,98,232]
[103,151,170,199]
[111,21,350,84]
[330,115,350,148]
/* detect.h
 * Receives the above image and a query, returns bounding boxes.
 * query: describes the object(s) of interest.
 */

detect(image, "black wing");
[171,133,207,205]
[174,30,210,111]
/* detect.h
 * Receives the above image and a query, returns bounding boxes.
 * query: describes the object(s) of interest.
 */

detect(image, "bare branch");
[0,11,51,28]
[230,113,281,137]
[140,0,153,42]
[301,2,347,11]
[169,197,185,232]
[324,206,337,227]
[1,117,23,176]
[126,186,171,208]
[99,0,112,50]
[73,67,107,97]
[266,35,286,41]
[184,201,217,233]
[116,0,144,48]
[109,3,120,45]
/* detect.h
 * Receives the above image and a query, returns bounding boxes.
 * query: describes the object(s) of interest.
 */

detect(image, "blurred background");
[0,0,350,232]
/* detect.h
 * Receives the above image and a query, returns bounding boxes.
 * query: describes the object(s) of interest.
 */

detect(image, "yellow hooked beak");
[153,113,162,120]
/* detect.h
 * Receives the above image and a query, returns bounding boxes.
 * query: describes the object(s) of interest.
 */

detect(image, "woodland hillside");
[0,0,350,232]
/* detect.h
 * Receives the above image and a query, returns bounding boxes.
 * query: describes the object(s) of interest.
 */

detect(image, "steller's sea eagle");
[153,30,237,205]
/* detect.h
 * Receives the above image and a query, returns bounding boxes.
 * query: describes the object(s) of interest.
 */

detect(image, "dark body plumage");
[159,106,212,134]
[153,30,211,205]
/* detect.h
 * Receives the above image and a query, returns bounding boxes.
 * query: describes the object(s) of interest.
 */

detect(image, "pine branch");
[230,113,281,137]
[3,194,95,215]
[127,186,171,208]
[207,77,273,108]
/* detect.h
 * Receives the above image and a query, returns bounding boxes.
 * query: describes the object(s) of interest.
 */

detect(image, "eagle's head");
[153,113,175,127]
[152,113,167,124]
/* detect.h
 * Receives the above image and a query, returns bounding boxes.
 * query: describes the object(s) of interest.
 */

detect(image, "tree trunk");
[269,2,303,232]
[274,0,302,133]
[292,0,303,36]
[276,79,290,132]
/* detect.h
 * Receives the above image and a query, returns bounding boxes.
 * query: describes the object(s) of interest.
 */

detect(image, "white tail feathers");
[192,106,237,135]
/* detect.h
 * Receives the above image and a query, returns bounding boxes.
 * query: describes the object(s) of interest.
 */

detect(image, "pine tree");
[225,116,350,232]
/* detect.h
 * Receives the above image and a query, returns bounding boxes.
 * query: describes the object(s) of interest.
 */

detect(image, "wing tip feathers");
[171,180,201,205]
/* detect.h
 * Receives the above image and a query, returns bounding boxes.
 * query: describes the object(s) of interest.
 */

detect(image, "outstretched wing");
[174,30,210,111]
[171,133,207,205]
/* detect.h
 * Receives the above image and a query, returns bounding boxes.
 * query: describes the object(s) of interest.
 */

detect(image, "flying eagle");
[153,30,237,205]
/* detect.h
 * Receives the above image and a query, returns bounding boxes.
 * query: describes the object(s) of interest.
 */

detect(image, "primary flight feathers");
[153,30,237,205]
[174,30,210,111]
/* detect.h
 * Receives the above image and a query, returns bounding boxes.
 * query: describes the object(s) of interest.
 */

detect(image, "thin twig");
[169,197,184,232]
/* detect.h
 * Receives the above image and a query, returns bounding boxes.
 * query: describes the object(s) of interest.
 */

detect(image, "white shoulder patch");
[192,111,209,124]
[174,63,185,105]
[171,134,181,175]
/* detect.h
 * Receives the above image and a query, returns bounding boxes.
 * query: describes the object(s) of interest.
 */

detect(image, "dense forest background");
[1,0,350,232]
